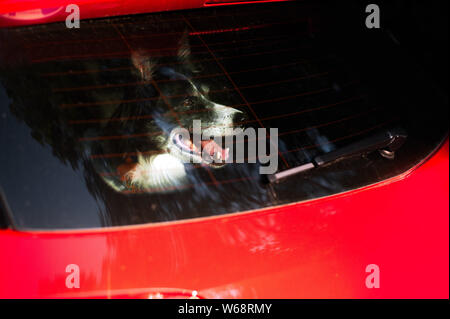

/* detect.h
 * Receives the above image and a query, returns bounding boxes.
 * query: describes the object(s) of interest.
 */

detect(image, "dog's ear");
[177,30,202,74]
[131,50,156,81]
[177,31,191,62]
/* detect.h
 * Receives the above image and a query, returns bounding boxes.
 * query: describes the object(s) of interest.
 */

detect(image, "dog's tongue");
[201,140,229,161]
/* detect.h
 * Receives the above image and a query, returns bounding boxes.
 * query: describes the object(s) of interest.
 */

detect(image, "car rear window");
[0,1,448,229]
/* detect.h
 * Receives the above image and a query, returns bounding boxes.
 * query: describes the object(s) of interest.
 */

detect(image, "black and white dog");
[92,33,247,193]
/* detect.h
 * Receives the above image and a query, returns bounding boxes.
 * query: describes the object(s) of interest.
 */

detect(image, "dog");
[90,33,247,193]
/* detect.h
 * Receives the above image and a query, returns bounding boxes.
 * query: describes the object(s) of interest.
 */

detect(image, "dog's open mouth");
[172,132,230,167]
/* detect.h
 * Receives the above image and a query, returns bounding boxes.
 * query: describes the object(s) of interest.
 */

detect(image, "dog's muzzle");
[170,131,230,166]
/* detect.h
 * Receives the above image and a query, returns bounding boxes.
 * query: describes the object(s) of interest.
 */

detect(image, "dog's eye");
[183,97,195,106]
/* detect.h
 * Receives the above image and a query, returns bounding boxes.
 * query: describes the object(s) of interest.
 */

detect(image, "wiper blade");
[268,127,408,183]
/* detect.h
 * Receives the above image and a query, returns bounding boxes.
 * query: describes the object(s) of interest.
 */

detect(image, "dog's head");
[102,33,247,192]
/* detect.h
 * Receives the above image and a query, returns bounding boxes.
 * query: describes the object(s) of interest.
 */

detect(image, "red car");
[0,0,448,299]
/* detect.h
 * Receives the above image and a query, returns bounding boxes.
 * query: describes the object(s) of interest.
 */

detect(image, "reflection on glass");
[0,2,447,229]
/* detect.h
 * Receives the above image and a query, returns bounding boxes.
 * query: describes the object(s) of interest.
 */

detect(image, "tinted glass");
[0,2,447,229]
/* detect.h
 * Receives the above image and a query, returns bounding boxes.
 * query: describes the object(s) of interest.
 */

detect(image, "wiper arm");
[268,127,408,183]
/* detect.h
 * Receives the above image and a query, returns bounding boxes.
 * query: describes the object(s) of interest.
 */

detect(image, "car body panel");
[0,0,290,27]
[0,139,447,298]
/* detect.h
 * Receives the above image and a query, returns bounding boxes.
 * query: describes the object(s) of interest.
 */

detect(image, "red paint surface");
[0,139,448,298]
[0,0,198,27]
[0,0,290,27]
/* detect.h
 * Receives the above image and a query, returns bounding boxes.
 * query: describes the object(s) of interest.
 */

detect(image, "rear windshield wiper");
[268,127,408,183]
